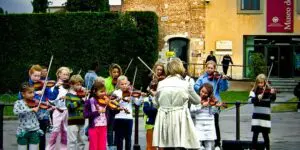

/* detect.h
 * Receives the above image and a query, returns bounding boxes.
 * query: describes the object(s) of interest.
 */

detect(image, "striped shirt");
[248,89,276,133]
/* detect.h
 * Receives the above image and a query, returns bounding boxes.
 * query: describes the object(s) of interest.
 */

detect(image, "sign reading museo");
[267,0,294,33]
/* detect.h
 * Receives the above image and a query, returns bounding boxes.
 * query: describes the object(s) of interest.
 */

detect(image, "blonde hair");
[117,75,128,83]
[152,60,165,78]
[109,64,123,77]
[206,60,216,69]
[252,73,268,91]
[165,57,185,76]
[69,74,84,84]
[56,67,73,78]
[29,65,43,75]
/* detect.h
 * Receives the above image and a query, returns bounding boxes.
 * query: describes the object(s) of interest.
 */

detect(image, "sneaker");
[215,146,221,150]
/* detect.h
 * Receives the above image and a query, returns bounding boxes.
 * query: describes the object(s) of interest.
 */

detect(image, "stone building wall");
[122,0,208,76]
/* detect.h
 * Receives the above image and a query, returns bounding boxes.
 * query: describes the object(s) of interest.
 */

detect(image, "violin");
[97,94,130,114]
[122,90,131,102]
[208,71,223,81]
[131,90,142,98]
[201,97,227,108]
[25,98,53,109]
[76,88,87,98]
[255,87,277,95]
[149,75,166,91]
[33,80,56,90]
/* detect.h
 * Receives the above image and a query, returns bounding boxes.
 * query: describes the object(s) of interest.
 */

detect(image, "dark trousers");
[107,110,116,146]
[39,119,49,150]
[222,65,229,75]
[114,119,133,150]
[214,113,221,147]
[252,131,270,150]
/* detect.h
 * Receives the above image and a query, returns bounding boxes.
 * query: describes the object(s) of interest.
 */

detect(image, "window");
[241,0,260,10]
[237,0,263,14]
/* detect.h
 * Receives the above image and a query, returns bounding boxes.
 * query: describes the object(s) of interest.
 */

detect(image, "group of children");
[14,59,275,150]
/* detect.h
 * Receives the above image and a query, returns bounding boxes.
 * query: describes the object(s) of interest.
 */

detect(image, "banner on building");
[267,0,294,33]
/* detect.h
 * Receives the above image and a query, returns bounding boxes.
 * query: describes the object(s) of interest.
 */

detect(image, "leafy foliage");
[66,0,109,12]
[32,0,48,13]
[0,12,158,93]
[249,53,267,79]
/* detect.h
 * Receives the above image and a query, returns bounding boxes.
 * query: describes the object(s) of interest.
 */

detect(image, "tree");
[249,53,267,79]
[66,0,109,12]
[32,0,48,13]
[0,7,4,14]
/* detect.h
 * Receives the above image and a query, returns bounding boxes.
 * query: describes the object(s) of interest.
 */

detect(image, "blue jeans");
[114,119,133,150]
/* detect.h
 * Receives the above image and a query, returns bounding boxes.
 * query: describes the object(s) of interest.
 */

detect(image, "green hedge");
[0,12,158,93]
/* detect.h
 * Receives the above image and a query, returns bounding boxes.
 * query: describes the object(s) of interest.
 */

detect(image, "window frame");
[297,0,300,14]
[237,0,264,14]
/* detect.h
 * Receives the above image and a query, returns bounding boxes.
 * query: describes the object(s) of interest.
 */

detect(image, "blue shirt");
[84,70,98,90]
[18,79,59,120]
[194,72,229,102]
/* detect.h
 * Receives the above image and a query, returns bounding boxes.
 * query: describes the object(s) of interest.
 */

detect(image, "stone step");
[270,82,298,86]
[272,85,295,88]
[272,85,295,89]
[277,88,294,92]
[269,80,298,83]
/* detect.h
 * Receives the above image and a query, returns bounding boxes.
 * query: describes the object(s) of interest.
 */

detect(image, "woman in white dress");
[152,57,201,150]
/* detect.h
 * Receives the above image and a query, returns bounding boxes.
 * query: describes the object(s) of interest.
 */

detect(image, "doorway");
[168,37,189,63]
[266,45,293,78]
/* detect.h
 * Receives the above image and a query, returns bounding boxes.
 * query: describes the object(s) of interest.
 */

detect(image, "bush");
[0,12,158,93]
[249,53,267,79]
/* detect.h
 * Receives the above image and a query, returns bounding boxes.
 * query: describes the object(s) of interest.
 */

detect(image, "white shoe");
[215,146,221,150]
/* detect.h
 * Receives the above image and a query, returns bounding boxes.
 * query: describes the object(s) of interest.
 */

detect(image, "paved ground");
[3,93,299,150]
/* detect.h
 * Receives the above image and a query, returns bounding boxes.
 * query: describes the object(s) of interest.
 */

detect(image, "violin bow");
[137,56,158,78]
[124,58,134,75]
[261,61,274,98]
[38,55,54,108]
[129,67,138,98]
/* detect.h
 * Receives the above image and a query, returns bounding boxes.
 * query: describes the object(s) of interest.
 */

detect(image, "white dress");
[190,104,217,141]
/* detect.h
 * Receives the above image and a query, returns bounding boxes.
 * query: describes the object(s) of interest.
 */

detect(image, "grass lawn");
[0,93,17,116]
[272,97,298,113]
[220,91,249,108]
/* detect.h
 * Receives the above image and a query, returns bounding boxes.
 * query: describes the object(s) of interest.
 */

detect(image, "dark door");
[266,46,279,77]
[279,46,293,78]
[168,38,189,62]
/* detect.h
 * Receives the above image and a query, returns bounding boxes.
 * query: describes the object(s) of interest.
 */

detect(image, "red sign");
[267,0,294,32]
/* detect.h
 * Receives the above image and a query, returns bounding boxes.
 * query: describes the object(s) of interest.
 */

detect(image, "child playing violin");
[194,60,229,150]
[144,60,165,150]
[14,82,43,150]
[147,61,166,96]
[112,75,143,150]
[66,74,87,150]
[46,67,72,150]
[190,83,224,150]
[18,64,59,150]
[84,76,109,150]
[248,74,276,150]
[104,63,123,150]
